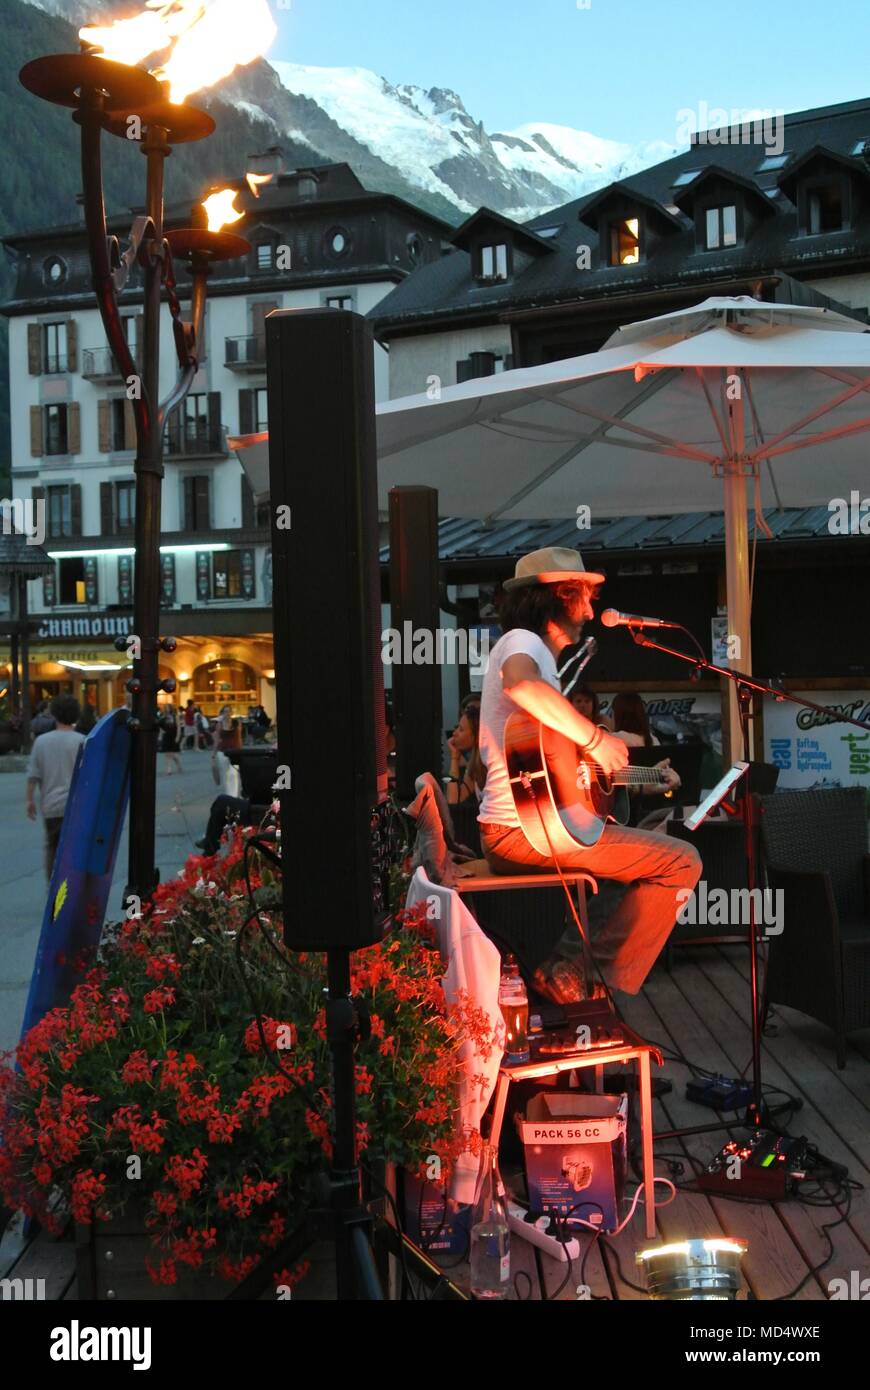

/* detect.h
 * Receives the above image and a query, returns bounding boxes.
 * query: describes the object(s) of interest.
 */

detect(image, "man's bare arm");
[501,653,628,776]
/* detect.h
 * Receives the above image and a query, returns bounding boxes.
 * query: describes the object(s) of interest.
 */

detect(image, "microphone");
[560,636,597,697]
[600,609,680,630]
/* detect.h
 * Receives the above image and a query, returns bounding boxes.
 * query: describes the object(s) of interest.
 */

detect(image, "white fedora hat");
[503,546,605,591]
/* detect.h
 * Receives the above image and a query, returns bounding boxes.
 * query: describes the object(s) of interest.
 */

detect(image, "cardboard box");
[516,1091,628,1231]
[402,1171,471,1256]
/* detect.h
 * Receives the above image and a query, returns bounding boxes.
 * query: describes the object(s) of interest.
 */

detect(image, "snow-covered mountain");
[28,0,682,220]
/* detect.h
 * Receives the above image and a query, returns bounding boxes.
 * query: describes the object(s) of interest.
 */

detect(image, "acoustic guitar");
[504,710,671,853]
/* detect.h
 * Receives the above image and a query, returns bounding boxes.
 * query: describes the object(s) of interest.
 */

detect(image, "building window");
[326,295,353,311]
[45,404,69,455]
[407,232,422,263]
[115,481,135,533]
[43,322,68,373]
[456,351,513,383]
[183,393,210,448]
[43,256,67,287]
[252,387,268,432]
[705,204,738,249]
[756,152,790,172]
[123,316,138,357]
[47,485,72,538]
[297,176,317,200]
[256,243,273,271]
[479,244,509,280]
[807,181,844,234]
[183,475,211,531]
[58,557,87,605]
[609,218,640,266]
[110,399,129,451]
[672,169,702,188]
[327,228,350,258]
[212,549,254,600]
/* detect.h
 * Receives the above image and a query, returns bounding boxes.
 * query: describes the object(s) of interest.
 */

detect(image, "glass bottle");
[470,1143,511,1299]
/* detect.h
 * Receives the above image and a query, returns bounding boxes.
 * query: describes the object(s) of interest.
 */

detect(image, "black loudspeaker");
[388,486,443,800]
[267,308,389,949]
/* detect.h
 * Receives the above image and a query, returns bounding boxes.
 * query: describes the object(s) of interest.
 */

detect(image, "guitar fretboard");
[583,764,667,785]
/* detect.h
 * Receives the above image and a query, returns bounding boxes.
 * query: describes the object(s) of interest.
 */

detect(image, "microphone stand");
[624,623,867,1137]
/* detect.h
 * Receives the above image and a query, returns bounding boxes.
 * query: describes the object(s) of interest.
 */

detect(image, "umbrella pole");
[722,374,753,764]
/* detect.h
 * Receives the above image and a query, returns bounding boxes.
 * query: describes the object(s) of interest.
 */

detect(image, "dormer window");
[705,204,737,249]
[297,176,317,200]
[256,243,273,271]
[43,256,67,288]
[610,217,640,265]
[807,181,844,234]
[479,243,509,280]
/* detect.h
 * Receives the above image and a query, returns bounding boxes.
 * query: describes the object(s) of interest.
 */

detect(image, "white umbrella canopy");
[376,296,870,520]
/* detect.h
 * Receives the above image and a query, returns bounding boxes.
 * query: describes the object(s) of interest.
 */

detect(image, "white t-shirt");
[477,628,560,827]
[27,728,85,818]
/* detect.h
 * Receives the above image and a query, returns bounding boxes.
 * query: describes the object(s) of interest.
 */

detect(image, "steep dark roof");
[449,207,555,257]
[672,165,777,219]
[370,98,870,333]
[577,181,683,232]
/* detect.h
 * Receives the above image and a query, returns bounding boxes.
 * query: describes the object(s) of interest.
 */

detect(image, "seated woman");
[445,695,485,806]
[611,691,679,823]
[569,682,613,730]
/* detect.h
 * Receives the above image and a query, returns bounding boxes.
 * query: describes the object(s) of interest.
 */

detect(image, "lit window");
[480,244,508,280]
[705,205,737,249]
[610,217,640,265]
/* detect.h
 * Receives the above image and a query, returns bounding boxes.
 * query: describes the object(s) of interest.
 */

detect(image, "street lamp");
[18,46,253,902]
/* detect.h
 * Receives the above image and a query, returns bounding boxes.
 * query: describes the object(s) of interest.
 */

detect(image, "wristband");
[582,726,604,755]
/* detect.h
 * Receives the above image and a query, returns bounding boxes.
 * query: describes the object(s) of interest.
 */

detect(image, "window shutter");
[160,553,176,606]
[30,405,44,456]
[469,351,496,378]
[166,405,181,456]
[124,398,137,450]
[28,324,42,376]
[241,473,255,529]
[240,549,256,599]
[252,301,278,351]
[43,565,56,608]
[68,402,81,454]
[238,388,254,435]
[70,483,83,536]
[207,392,221,452]
[66,319,78,373]
[84,556,98,605]
[456,358,472,384]
[135,315,144,369]
[100,482,113,535]
[98,399,110,453]
[183,476,194,530]
[195,475,210,529]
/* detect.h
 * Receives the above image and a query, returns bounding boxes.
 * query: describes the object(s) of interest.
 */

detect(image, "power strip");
[505,1199,583,1264]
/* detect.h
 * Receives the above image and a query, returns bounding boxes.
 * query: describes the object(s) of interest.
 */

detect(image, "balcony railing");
[82,346,124,381]
[224,334,266,370]
[165,425,225,458]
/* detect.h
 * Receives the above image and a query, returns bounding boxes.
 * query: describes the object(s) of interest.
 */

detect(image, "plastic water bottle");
[499,954,530,1064]
[470,1144,511,1299]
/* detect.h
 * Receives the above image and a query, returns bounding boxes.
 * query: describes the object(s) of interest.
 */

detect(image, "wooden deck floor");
[3,943,869,1302]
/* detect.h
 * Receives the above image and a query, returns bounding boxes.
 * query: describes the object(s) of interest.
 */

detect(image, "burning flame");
[202,187,243,232]
[80,0,278,105]
[245,172,274,197]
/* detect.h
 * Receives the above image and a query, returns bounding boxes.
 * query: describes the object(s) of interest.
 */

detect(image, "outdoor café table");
[487,1015,663,1240]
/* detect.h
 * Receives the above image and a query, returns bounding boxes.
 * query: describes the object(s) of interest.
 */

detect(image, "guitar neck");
[586,764,667,786]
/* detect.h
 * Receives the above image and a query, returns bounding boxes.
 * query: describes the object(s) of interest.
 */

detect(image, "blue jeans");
[480,821,701,994]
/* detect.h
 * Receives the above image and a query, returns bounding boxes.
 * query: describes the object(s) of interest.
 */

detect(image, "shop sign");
[37,616,133,639]
[764,691,870,789]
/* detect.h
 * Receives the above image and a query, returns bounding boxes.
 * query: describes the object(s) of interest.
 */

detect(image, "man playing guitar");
[478,547,702,998]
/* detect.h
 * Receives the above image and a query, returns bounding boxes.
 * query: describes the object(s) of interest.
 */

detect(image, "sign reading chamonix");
[37,616,133,640]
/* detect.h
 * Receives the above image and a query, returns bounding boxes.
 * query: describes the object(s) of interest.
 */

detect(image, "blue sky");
[271,0,869,143]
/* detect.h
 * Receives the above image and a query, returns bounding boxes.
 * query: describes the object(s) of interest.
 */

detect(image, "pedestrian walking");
[29,699,56,740]
[160,705,182,774]
[182,698,197,750]
[25,694,86,880]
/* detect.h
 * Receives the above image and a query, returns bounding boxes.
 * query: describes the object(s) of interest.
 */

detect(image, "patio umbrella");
[374,296,870,751]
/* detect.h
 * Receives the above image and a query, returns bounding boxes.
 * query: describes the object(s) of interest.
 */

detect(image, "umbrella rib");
[751,373,870,461]
[696,369,731,456]
[759,413,870,459]
[533,373,718,464]
[742,375,784,512]
[483,369,703,522]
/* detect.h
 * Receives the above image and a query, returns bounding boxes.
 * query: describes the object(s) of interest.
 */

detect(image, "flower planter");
[76,1208,225,1301]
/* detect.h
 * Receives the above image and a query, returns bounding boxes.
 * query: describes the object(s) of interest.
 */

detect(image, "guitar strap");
[519,769,614,1009]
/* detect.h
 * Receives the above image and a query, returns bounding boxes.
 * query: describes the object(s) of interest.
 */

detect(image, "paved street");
[0,748,220,1057]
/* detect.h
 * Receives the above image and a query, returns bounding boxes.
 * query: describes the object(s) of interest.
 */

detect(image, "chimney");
[246,145,286,181]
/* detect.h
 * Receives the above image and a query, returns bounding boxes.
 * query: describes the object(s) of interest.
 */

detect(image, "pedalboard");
[696,1131,808,1199]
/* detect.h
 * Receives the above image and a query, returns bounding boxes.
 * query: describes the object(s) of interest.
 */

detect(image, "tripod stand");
[624,624,868,1139]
